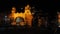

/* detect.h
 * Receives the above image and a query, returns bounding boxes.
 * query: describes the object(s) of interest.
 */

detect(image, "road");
[0,26,59,34]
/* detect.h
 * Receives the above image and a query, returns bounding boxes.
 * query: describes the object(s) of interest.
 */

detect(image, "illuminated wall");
[9,5,33,27]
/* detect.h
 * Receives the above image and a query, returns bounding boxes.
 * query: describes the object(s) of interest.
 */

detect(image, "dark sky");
[0,0,59,13]
[0,0,40,13]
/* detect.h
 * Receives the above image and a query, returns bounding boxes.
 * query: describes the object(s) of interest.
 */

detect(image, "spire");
[11,6,16,13]
[25,4,31,10]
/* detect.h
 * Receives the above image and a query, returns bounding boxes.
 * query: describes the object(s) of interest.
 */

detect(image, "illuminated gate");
[9,4,33,27]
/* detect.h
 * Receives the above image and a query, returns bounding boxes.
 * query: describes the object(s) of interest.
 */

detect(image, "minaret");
[24,4,31,15]
[12,7,16,20]
[24,4,33,27]
[9,7,16,19]
[10,7,16,25]
[11,7,16,14]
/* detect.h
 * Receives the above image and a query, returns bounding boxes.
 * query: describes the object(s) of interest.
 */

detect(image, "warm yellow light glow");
[9,5,33,27]
[57,12,60,27]
[58,14,60,19]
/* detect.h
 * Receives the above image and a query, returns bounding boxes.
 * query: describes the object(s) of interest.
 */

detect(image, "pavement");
[0,26,58,34]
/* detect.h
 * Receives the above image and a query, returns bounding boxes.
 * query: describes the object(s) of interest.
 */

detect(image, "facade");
[9,5,33,27]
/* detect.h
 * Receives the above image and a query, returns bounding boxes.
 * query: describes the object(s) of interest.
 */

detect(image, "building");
[9,5,33,27]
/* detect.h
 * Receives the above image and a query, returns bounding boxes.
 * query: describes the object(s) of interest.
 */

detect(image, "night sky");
[0,0,59,14]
